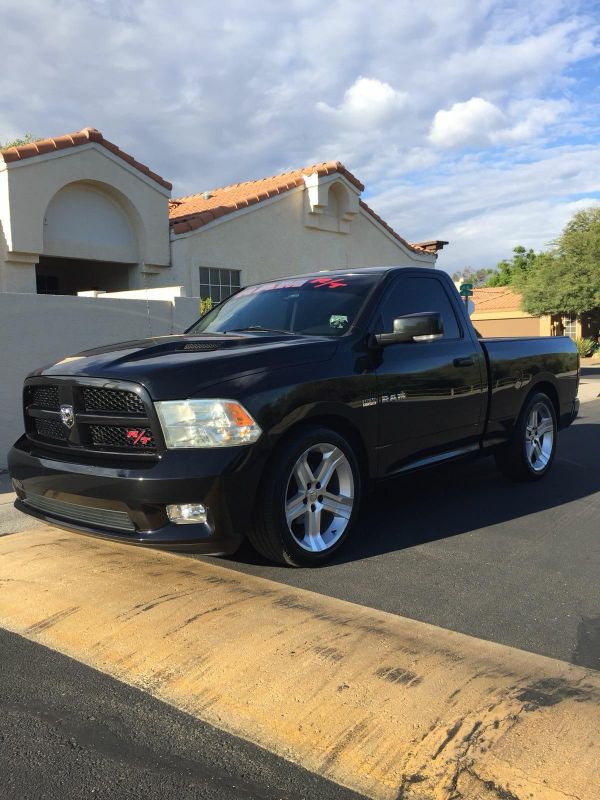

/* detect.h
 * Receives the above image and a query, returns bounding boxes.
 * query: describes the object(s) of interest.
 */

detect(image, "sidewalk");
[0,471,14,506]
[578,364,600,403]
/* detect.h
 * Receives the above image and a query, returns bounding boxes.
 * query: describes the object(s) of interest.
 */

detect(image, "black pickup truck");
[9,267,579,566]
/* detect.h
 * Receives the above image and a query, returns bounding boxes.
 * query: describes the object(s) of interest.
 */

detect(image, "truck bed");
[480,335,579,442]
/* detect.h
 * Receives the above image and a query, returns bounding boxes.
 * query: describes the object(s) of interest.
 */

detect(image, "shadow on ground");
[231,418,600,567]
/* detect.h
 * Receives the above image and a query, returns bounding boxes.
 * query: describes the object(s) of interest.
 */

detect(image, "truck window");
[379,276,462,339]
[188,274,381,338]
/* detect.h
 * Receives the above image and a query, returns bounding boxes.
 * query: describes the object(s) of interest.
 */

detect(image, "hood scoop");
[180,334,286,353]
[180,336,254,352]
[183,341,222,352]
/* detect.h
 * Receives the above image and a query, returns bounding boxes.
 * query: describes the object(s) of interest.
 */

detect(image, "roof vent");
[202,191,213,200]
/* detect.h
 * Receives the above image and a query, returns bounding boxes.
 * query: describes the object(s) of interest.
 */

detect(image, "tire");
[249,426,362,566]
[494,391,557,482]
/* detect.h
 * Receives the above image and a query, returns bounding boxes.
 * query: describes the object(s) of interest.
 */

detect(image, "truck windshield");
[188,274,380,338]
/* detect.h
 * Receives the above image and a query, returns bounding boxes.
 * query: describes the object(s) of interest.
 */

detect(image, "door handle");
[453,357,474,367]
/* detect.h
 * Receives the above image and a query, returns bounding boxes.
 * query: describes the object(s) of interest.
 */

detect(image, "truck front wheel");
[494,391,557,481]
[249,426,361,566]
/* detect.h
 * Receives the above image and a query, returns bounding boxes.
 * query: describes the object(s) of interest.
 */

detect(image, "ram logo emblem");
[59,404,75,429]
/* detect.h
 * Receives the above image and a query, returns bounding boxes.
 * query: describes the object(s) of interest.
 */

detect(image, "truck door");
[374,272,486,475]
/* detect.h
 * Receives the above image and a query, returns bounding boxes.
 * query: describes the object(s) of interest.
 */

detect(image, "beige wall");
[472,316,542,338]
[81,286,187,301]
[0,293,200,467]
[1,153,435,297]
[170,185,435,296]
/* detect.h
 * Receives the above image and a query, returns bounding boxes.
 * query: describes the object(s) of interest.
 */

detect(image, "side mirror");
[375,312,444,346]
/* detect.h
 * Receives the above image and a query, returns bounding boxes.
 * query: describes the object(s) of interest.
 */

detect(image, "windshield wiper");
[224,326,294,335]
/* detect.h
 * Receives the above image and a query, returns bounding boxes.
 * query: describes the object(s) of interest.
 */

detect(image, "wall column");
[539,315,552,336]
[0,252,38,293]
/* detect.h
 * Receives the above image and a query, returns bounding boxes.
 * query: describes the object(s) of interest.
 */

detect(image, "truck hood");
[34,332,338,399]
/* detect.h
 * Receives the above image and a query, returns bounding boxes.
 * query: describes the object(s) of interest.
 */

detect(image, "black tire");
[494,391,557,482]
[248,426,362,566]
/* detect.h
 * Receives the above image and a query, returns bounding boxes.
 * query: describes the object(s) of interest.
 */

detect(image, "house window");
[199,267,241,304]
[563,315,577,339]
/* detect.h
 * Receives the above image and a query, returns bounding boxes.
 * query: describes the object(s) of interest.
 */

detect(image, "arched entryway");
[36,181,141,295]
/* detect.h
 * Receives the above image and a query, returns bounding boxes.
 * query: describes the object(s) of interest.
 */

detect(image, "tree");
[486,246,537,287]
[519,208,600,316]
[451,266,496,287]
[0,133,40,149]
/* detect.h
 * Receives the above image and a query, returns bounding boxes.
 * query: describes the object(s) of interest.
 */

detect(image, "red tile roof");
[0,128,172,190]
[169,162,360,230]
[0,133,443,255]
[169,161,435,255]
[472,287,524,312]
[411,239,449,253]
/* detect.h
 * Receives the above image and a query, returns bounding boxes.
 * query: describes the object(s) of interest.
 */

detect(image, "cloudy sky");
[1,0,599,271]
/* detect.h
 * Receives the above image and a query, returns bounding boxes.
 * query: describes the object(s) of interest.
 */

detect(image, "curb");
[0,527,598,799]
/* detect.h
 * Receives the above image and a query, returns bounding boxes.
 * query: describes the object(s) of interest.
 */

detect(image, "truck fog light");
[167,503,207,525]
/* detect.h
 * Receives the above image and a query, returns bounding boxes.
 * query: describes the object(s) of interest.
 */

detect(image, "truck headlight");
[155,399,262,449]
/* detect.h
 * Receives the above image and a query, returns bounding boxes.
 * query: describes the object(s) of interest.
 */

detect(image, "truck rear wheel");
[494,391,557,482]
[249,426,361,566]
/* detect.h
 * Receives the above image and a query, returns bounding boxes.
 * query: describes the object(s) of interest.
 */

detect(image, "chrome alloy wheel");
[285,443,355,553]
[525,401,554,472]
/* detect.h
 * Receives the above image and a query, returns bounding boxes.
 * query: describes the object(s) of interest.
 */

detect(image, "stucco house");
[0,127,446,299]
[470,287,550,337]
[471,287,599,341]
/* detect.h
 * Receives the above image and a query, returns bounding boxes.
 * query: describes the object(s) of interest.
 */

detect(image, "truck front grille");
[23,492,135,533]
[90,424,155,450]
[35,418,69,441]
[24,380,159,457]
[32,385,60,410]
[82,387,146,415]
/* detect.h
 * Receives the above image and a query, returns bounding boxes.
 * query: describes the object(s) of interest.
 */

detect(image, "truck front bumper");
[8,436,264,553]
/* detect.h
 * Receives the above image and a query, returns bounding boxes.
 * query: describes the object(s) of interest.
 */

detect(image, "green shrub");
[199,297,213,316]
[573,337,596,358]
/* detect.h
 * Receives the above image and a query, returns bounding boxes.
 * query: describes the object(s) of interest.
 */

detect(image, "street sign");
[459,282,474,297]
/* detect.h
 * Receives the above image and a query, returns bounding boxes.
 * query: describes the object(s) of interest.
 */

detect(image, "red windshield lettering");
[309,278,348,289]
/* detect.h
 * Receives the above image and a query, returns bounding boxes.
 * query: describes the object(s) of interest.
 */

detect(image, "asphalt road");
[205,391,600,671]
[0,628,364,800]
[1,378,599,798]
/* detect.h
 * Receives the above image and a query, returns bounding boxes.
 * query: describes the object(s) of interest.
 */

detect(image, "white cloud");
[429,98,506,148]
[496,99,571,142]
[429,97,571,149]
[369,145,600,270]
[0,0,598,270]
[317,77,409,126]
